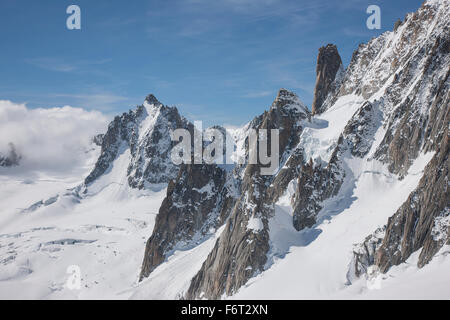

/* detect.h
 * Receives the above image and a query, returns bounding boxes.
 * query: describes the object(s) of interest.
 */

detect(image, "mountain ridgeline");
[81,0,449,299]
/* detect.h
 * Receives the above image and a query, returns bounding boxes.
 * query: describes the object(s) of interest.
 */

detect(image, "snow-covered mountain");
[0,143,21,167]
[0,0,448,299]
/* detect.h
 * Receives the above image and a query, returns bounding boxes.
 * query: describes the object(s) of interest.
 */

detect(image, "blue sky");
[0,0,424,127]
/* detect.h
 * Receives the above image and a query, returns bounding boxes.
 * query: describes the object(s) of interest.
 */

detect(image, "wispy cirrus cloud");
[24,58,77,72]
[146,0,326,40]
[25,57,112,73]
[241,90,273,98]
[0,90,132,113]
[47,93,130,111]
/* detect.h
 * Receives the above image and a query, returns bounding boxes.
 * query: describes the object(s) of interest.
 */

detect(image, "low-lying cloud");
[0,100,109,175]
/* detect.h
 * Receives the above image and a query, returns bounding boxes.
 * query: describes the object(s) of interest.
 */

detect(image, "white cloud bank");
[0,100,109,174]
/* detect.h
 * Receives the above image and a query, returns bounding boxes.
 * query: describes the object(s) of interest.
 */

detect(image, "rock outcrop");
[376,130,449,272]
[0,143,21,167]
[15,1,448,297]
[137,0,449,299]
[349,0,450,280]
[350,118,448,278]
[311,44,343,115]
[184,89,310,299]
[139,162,232,280]
[92,134,104,147]
[293,99,385,231]
[84,95,191,188]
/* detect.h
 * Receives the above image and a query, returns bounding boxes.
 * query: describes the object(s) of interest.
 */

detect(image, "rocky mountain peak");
[4,0,449,301]
[311,44,343,115]
[273,88,297,106]
[84,94,191,188]
[144,93,162,106]
[271,88,309,115]
[0,142,21,167]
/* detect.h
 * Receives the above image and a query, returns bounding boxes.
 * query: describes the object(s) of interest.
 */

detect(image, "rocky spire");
[84,94,189,187]
[271,88,310,117]
[311,44,343,115]
[272,88,298,108]
[144,93,162,106]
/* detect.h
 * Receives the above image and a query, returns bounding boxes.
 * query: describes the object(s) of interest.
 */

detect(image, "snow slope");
[1,94,446,300]
[1,0,448,300]
[233,148,438,299]
[130,226,225,300]
[300,94,364,163]
[0,145,167,299]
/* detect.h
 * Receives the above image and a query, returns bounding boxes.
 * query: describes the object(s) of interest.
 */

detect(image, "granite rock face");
[292,100,384,231]
[311,44,343,115]
[350,227,386,279]
[84,94,191,188]
[139,88,311,298]
[185,89,310,299]
[139,162,232,280]
[16,1,448,297]
[136,1,450,299]
[348,0,450,280]
[376,132,449,272]
[373,26,449,176]
[350,118,448,278]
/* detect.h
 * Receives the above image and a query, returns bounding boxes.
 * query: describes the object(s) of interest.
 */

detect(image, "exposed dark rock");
[352,122,449,279]
[0,143,21,167]
[186,172,271,299]
[291,155,343,230]
[184,89,310,299]
[139,116,243,282]
[394,19,403,32]
[85,105,146,186]
[138,1,449,299]
[140,163,231,280]
[92,134,104,147]
[376,122,449,272]
[373,37,449,176]
[127,105,191,188]
[349,227,386,279]
[292,100,383,231]
[266,147,304,203]
[84,95,191,188]
[342,101,383,158]
[145,94,161,105]
[311,44,343,115]
[349,0,450,278]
